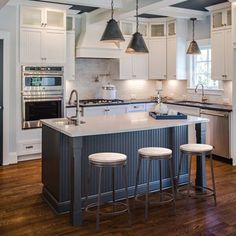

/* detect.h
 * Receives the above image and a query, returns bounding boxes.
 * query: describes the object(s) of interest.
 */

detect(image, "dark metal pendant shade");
[101,19,125,43]
[187,40,201,54]
[187,18,201,55]
[126,32,149,53]
[126,0,149,54]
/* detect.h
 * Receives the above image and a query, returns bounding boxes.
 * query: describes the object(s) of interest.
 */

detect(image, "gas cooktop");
[80,99,124,105]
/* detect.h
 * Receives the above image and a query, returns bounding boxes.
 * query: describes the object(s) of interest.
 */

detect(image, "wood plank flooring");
[1,159,236,236]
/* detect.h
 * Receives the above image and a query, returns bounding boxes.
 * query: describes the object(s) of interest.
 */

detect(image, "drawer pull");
[26,146,34,149]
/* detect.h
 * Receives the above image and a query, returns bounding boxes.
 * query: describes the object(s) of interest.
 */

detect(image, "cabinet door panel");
[21,6,43,28]
[133,54,148,80]
[211,30,225,80]
[224,29,232,80]
[43,30,66,63]
[83,107,106,117]
[45,9,66,30]
[166,37,176,80]
[108,106,127,115]
[149,39,167,80]
[20,29,43,63]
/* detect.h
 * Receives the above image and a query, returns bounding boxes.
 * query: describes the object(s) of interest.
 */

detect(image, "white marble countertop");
[41,112,208,138]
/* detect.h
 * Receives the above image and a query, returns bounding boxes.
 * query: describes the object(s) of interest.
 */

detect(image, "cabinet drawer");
[128,104,146,112]
[17,141,41,156]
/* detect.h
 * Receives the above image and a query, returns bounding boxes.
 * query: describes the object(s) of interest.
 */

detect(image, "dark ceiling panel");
[30,0,99,14]
[138,13,167,19]
[171,0,228,12]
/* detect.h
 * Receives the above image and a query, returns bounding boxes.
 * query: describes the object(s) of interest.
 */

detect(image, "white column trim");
[0,31,17,165]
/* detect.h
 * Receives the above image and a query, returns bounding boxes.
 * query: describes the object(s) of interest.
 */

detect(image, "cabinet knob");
[0,105,3,110]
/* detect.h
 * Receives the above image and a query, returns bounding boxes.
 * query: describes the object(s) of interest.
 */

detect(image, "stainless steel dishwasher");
[200,109,230,159]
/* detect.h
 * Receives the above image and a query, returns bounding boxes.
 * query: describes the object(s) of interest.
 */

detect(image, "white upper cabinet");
[119,39,148,80]
[166,36,177,80]
[211,29,232,80]
[21,6,66,30]
[20,6,66,64]
[208,3,232,80]
[150,23,166,38]
[167,21,176,36]
[206,3,231,31]
[20,28,43,64]
[65,32,75,80]
[149,38,167,80]
[120,21,148,37]
[42,30,66,64]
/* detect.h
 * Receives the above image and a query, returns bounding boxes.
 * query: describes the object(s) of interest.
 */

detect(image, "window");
[189,45,219,90]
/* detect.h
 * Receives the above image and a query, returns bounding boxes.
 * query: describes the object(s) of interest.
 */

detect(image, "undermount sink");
[175,101,215,106]
[53,119,75,126]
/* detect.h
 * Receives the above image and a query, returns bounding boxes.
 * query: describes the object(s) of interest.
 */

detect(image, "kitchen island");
[41,112,208,226]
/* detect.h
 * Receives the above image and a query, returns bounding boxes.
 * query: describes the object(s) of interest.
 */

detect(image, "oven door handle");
[23,97,63,101]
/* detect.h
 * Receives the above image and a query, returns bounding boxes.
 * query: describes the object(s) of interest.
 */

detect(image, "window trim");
[187,38,224,95]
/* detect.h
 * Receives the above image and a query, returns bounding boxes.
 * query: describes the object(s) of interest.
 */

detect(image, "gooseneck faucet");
[68,89,80,125]
[195,83,208,103]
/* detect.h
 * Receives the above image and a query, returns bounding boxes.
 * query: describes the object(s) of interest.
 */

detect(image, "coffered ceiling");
[171,0,228,12]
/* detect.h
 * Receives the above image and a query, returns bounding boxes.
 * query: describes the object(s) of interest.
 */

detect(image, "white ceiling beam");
[88,0,187,24]
[30,0,123,9]
[0,0,9,9]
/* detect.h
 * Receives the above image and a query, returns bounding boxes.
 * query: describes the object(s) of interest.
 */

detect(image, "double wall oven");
[22,66,64,129]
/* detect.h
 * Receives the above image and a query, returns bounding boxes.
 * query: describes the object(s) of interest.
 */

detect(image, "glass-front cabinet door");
[212,8,231,30]
[45,9,66,30]
[167,21,176,36]
[21,6,44,28]
[150,23,166,38]
[212,11,223,29]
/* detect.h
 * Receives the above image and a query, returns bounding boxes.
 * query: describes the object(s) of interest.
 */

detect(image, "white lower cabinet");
[82,105,128,117]
[127,103,146,112]
[17,140,41,156]
[166,104,200,143]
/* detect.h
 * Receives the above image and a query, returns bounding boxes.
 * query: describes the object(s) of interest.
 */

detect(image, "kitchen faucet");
[68,89,81,125]
[195,83,208,103]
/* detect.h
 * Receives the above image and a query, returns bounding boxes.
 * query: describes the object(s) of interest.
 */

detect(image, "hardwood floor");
[1,159,236,236]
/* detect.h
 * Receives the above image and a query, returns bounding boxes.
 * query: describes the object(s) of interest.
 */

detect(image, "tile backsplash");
[66,58,157,100]
[66,58,232,105]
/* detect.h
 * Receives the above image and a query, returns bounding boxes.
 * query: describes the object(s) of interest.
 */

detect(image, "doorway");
[0,39,3,165]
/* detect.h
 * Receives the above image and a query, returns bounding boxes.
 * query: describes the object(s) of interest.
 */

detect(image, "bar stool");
[85,152,131,230]
[176,144,216,205]
[134,147,175,220]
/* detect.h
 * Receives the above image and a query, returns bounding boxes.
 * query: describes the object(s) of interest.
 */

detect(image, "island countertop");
[41,112,208,138]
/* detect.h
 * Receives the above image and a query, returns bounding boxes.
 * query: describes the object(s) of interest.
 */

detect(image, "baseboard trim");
[42,174,188,214]
[212,154,232,165]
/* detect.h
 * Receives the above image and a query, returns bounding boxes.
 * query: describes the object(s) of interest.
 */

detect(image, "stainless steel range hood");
[76,15,122,59]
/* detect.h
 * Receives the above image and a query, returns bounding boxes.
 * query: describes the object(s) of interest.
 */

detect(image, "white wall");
[0,5,17,157]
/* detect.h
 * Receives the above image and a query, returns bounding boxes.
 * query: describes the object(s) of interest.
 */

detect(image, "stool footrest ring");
[177,185,215,198]
[85,202,129,216]
[135,192,174,206]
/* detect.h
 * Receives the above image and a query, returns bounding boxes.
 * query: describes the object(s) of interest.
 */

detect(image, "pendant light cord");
[192,19,195,41]
[111,0,114,19]
[136,0,139,32]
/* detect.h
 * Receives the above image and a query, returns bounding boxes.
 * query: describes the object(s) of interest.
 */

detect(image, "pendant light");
[187,18,201,55]
[126,0,149,53]
[100,0,125,44]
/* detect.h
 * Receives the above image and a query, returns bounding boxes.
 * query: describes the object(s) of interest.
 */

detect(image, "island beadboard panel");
[42,125,189,215]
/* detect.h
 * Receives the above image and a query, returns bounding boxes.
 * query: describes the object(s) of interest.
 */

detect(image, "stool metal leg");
[96,167,103,231]
[210,154,217,206]
[112,167,115,203]
[176,152,184,191]
[123,165,131,225]
[159,160,163,202]
[145,158,152,221]
[169,158,176,212]
[187,154,192,200]
[85,163,92,209]
[134,157,142,199]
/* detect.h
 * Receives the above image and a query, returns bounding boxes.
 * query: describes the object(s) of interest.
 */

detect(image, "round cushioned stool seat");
[180,144,213,153]
[138,147,172,157]
[88,152,127,165]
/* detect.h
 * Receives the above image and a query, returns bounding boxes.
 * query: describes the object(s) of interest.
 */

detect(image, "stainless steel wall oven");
[22,66,64,129]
